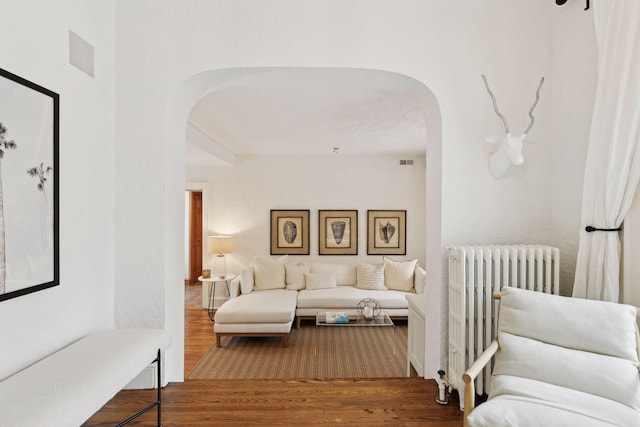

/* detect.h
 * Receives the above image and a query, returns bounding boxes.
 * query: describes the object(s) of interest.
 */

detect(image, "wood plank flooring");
[83,290,463,426]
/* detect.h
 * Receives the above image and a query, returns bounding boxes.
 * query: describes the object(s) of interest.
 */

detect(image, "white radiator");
[447,245,560,409]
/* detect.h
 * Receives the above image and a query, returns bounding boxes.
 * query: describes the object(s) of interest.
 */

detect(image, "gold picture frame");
[367,210,406,255]
[270,210,310,255]
[319,210,358,255]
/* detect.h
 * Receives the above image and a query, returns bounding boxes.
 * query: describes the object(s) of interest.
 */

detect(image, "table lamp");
[209,235,233,278]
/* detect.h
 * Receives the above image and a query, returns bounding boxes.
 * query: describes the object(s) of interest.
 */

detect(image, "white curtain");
[573,0,640,302]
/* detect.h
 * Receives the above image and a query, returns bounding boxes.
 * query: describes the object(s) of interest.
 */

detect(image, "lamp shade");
[209,235,233,255]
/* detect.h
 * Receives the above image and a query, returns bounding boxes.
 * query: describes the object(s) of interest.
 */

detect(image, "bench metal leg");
[115,349,163,427]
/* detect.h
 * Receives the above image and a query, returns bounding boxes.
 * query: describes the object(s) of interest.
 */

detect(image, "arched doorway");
[163,67,442,382]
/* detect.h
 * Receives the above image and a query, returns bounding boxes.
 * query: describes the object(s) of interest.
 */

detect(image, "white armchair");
[463,286,640,427]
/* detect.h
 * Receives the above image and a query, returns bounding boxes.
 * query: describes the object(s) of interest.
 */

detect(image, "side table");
[198,274,237,321]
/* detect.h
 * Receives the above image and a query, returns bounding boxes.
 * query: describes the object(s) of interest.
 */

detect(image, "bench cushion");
[214,289,297,324]
[0,329,171,427]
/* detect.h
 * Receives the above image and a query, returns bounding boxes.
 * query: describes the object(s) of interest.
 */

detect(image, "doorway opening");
[187,190,202,285]
[165,67,443,382]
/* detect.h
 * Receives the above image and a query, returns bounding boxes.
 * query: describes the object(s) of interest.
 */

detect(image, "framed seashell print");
[367,210,406,255]
[319,210,358,255]
[270,209,310,255]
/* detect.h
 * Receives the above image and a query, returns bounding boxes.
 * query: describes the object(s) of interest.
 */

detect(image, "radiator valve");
[435,370,449,405]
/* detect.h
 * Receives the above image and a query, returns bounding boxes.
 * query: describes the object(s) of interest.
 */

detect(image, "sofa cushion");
[253,255,287,291]
[356,262,387,290]
[214,289,297,324]
[414,266,426,294]
[304,272,337,290]
[307,262,356,286]
[239,267,255,295]
[468,374,640,427]
[285,263,310,290]
[296,286,410,310]
[383,256,417,291]
[493,331,640,411]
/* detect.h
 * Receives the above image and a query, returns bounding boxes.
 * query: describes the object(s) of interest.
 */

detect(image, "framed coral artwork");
[367,210,406,255]
[270,209,310,255]
[319,210,357,255]
[0,67,59,302]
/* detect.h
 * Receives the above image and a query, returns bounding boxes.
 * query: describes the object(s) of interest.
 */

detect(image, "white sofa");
[463,287,640,427]
[214,256,425,347]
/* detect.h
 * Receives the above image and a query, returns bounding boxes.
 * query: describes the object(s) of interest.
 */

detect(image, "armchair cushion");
[494,332,640,410]
[469,374,640,427]
[498,287,638,361]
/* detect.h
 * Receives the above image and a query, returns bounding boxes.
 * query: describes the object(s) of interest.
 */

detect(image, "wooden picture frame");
[319,210,358,255]
[367,210,406,255]
[270,210,310,255]
[0,67,59,302]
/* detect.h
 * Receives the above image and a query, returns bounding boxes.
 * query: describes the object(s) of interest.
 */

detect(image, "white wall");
[0,0,598,387]
[0,1,116,380]
[187,155,426,272]
[184,191,190,279]
[114,1,597,380]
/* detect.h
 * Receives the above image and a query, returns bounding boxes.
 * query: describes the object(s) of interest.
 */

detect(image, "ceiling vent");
[399,160,414,166]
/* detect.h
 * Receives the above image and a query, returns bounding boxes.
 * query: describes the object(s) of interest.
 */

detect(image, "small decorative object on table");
[357,298,381,320]
[325,311,349,324]
[202,269,211,279]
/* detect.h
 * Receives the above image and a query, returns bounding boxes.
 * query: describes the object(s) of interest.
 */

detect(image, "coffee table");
[314,312,396,356]
[315,312,394,327]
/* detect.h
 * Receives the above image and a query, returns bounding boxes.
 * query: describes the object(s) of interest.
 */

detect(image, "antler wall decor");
[482,74,545,179]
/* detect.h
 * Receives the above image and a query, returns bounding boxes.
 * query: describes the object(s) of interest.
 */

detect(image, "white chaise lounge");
[214,288,298,347]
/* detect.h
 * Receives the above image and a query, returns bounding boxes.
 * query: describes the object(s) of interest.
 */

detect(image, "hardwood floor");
[83,290,463,426]
[184,305,216,376]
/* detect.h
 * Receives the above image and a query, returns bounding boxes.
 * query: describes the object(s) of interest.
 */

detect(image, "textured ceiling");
[186,68,429,165]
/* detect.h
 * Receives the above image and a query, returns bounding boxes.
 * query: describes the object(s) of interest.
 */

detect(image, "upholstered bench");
[214,289,298,347]
[0,328,171,427]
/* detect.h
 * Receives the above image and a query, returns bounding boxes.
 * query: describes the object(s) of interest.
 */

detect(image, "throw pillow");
[383,256,418,291]
[356,262,387,290]
[309,262,356,286]
[304,272,338,290]
[239,267,255,295]
[253,255,288,291]
[285,263,311,290]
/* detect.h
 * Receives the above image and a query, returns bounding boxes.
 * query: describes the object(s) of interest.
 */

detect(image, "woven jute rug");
[188,325,407,379]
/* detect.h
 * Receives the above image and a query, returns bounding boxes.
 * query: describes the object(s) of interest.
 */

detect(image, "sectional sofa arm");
[462,339,499,427]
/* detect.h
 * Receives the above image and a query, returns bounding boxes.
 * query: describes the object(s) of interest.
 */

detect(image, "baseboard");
[124,364,158,389]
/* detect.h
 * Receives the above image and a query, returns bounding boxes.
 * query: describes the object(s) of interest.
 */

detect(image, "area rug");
[188,325,407,379]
